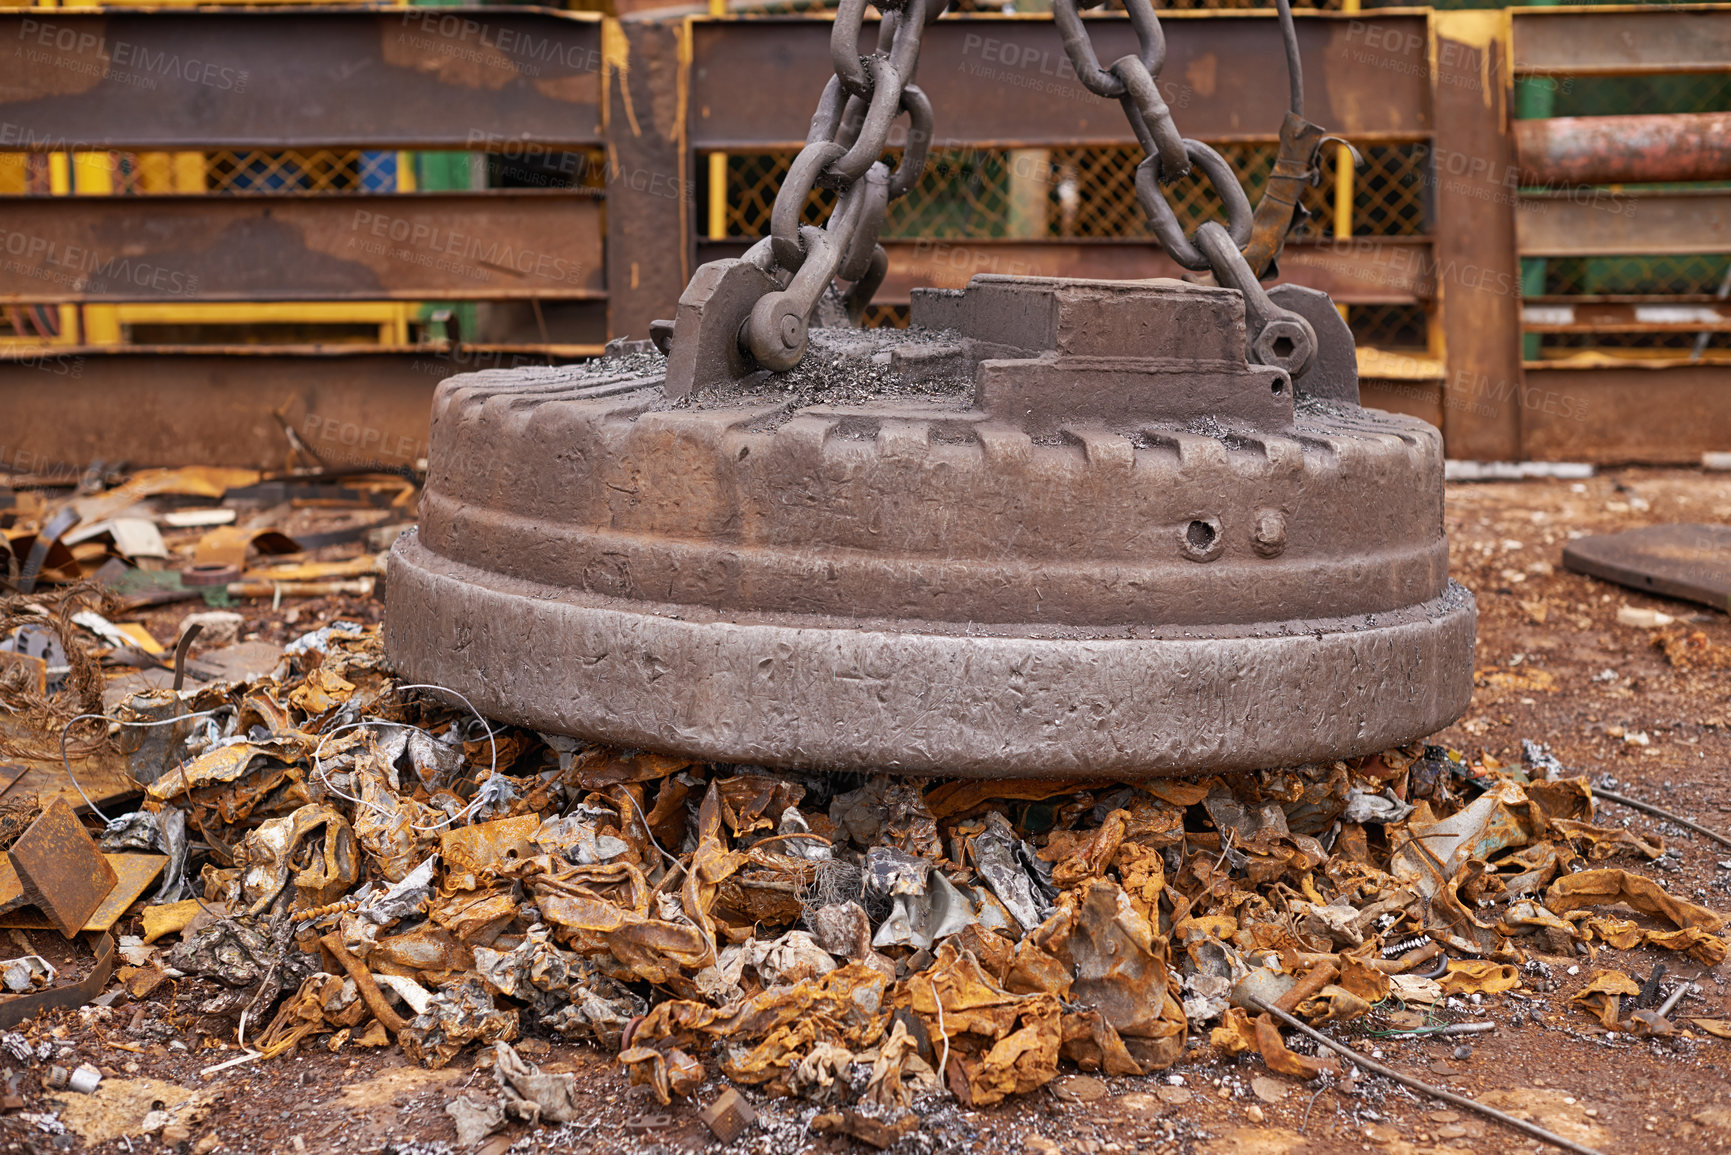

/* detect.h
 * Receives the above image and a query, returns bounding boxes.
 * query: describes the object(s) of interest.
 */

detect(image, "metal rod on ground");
[1378,1021,1496,1039]
[1657,982,1695,1019]
[1594,786,1731,850]
[1248,998,1608,1155]
[1436,1022,1495,1036]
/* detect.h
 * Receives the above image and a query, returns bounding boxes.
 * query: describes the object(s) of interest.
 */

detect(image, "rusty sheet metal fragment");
[234,804,357,915]
[494,1039,585,1123]
[908,942,1061,1106]
[5,799,118,938]
[1562,524,1731,614]
[440,815,539,886]
[1545,868,1726,933]
[370,923,475,978]
[1006,878,1186,1075]
[1390,780,1535,896]
[0,933,115,1030]
[399,978,518,1069]
[193,526,301,569]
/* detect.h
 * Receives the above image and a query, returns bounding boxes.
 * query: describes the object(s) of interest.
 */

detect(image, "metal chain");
[1052,0,1327,377]
[740,0,946,371]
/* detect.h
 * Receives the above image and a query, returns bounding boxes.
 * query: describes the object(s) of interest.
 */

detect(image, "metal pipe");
[1657,981,1694,1019]
[1515,112,1731,187]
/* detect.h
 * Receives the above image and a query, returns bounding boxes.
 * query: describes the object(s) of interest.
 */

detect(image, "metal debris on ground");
[1562,523,1731,614]
[0,622,1711,1147]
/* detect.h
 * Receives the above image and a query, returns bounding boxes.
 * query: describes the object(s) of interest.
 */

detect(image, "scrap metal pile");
[50,621,1722,1131]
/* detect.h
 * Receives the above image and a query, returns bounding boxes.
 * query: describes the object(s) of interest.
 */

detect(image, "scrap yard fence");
[0,2,1726,468]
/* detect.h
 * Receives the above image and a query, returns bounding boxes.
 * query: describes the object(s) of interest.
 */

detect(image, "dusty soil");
[5,465,1731,1155]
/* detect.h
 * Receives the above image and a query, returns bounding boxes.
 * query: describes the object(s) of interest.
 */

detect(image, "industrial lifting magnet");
[385,0,1476,778]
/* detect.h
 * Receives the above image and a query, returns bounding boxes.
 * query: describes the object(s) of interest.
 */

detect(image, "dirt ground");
[4,465,1730,1155]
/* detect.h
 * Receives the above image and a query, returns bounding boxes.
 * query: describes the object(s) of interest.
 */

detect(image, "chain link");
[671,0,1331,388]
[744,0,946,370]
[1052,0,1327,376]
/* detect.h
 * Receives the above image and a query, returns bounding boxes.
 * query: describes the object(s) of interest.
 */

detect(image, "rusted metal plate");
[1512,8,1731,77]
[1518,190,1731,258]
[1563,524,1731,614]
[696,237,1434,307]
[1519,364,1731,465]
[5,798,118,939]
[388,276,1475,777]
[689,14,1432,149]
[0,8,602,150]
[0,854,166,934]
[0,346,462,471]
[1514,112,1731,187]
[0,192,603,304]
[439,815,538,878]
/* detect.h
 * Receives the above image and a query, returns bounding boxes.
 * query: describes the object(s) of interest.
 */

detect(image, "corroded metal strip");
[0,8,603,150]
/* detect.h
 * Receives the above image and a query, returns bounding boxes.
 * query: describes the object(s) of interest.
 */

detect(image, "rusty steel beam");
[1430,10,1523,462]
[605,20,691,345]
[0,346,571,470]
[0,7,602,150]
[1521,364,1731,465]
[1514,112,1731,186]
[696,236,1434,306]
[1522,301,1731,333]
[1517,189,1731,258]
[689,13,1432,149]
[1512,8,1731,77]
[0,192,603,303]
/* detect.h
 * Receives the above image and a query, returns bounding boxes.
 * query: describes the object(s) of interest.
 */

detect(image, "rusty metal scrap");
[6,798,118,938]
[0,933,115,1031]
[0,616,1706,1134]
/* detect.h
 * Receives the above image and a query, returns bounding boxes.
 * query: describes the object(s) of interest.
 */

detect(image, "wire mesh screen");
[1538,331,1731,354]
[205,150,365,193]
[711,141,1430,346]
[713,142,1428,241]
[1538,255,1731,300]
[1347,304,1429,351]
[860,304,912,329]
[1537,72,1731,119]
[0,148,606,196]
